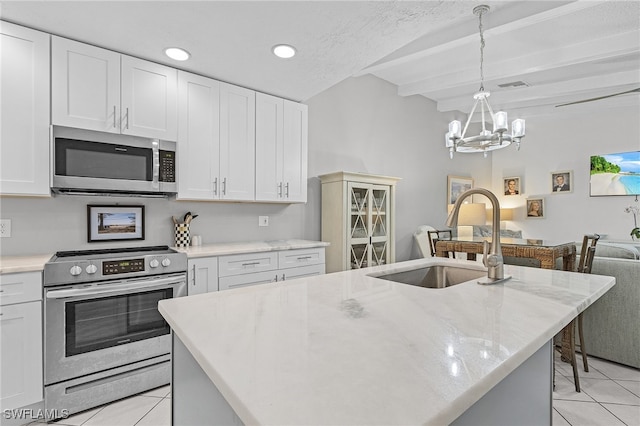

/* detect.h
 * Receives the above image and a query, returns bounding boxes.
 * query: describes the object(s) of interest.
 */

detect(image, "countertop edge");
[174,239,330,258]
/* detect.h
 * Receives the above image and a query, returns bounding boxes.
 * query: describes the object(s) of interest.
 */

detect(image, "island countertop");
[158,258,615,425]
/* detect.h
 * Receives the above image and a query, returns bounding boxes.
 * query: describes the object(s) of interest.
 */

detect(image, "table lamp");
[448,203,487,238]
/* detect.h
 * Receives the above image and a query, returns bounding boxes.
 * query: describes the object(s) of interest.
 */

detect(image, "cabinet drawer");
[279,264,325,282]
[0,272,42,306]
[219,270,279,291]
[218,252,278,277]
[278,248,325,269]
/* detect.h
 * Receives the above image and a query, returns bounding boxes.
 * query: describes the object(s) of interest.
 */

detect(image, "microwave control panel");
[159,150,176,183]
[103,258,145,275]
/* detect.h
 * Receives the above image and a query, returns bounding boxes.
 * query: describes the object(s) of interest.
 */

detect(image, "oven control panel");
[103,258,145,275]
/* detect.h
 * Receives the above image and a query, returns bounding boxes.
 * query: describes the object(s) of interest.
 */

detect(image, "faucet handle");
[482,240,489,267]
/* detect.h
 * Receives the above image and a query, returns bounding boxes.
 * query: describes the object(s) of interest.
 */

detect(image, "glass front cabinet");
[320,171,400,273]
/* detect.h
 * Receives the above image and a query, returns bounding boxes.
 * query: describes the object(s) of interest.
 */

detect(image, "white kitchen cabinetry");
[188,257,219,296]
[189,247,326,292]
[320,172,400,273]
[52,36,177,140]
[0,272,43,411]
[255,93,308,202]
[177,71,220,200]
[0,22,50,196]
[219,83,256,201]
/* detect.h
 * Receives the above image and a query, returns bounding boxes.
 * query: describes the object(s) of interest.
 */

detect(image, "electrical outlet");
[0,219,11,238]
[258,216,269,227]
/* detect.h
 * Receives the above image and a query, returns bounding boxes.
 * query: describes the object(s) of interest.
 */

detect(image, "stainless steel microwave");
[52,127,177,196]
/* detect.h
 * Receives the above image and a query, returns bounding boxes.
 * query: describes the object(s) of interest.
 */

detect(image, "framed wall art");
[551,170,572,193]
[503,177,522,196]
[447,175,473,205]
[526,198,544,219]
[87,205,145,242]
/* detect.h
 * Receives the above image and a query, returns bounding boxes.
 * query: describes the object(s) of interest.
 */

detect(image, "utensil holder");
[174,223,190,248]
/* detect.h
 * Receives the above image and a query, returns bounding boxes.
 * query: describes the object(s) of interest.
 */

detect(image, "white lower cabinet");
[0,272,43,412]
[187,257,219,295]
[187,247,326,294]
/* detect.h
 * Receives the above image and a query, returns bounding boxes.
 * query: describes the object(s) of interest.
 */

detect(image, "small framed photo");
[87,205,145,242]
[447,175,473,205]
[503,177,522,196]
[551,170,572,193]
[526,198,544,219]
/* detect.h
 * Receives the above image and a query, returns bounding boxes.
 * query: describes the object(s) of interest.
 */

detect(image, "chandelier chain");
[478,8,485,92]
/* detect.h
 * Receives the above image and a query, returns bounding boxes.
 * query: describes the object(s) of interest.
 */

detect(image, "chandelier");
[446,5,525,159]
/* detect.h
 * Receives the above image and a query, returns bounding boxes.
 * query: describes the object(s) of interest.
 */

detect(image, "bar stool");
[557,234,600,392]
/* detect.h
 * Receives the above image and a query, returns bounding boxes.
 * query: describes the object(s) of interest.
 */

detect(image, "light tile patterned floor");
[32,354,638,426]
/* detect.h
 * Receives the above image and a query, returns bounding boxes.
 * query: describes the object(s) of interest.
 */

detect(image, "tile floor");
[33,353,639,426]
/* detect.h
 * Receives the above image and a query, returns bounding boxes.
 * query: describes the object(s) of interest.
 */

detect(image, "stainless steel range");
[43,246,187,416]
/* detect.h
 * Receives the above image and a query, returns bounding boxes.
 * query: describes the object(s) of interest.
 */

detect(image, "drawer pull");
[242,262,260,267]
[296,256,313,261]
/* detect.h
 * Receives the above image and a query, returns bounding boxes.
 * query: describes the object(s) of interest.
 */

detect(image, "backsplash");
[0,189,320,256]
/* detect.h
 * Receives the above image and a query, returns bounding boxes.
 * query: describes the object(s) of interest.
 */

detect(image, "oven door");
[44,273,186,385]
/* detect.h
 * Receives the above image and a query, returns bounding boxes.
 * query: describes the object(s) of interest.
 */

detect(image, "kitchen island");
[158,257,615,425]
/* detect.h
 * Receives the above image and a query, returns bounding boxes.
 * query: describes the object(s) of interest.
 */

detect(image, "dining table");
[435,236,577,271]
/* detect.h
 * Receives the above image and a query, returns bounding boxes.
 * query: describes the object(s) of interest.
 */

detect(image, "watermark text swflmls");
[3,408,70,420]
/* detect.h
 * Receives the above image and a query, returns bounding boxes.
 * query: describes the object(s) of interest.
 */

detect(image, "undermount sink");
[370,265,486,289]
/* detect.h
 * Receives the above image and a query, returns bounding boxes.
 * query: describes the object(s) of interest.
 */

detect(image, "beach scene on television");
[590,151,640,196]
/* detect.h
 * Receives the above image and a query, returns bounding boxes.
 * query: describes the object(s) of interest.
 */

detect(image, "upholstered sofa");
[577,241,640,368]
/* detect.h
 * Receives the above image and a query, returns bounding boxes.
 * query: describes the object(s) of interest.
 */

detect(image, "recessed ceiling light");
[165,47,190,61]
[272,44,296,59]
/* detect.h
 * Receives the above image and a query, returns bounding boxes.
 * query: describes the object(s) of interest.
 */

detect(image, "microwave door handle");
[46,276,185,299]
[152,140,160,189]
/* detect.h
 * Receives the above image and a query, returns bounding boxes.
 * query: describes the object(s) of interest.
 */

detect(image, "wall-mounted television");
[590,151,640,196]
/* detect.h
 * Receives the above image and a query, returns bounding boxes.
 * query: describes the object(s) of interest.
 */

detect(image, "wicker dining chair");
[427,229,453,258]
[558,233,600,392]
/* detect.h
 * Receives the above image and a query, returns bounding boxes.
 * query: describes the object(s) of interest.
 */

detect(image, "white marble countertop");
[0,253,52,274]
[159,257,616,425]
[173,239,329,258]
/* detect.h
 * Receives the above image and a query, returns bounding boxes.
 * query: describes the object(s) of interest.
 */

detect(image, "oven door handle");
[46,277,185,300]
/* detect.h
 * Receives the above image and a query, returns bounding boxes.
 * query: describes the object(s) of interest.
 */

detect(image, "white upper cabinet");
[0,22,50,196]
[255,93,307,202]
[52,37,177,141]
[219,83,256,201]
[121,55,177,140]
[177,71,220,200]
[282,100,308,202]
[52,36,120,133]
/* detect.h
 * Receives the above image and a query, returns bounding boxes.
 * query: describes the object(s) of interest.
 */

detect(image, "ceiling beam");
[398,31,639,97]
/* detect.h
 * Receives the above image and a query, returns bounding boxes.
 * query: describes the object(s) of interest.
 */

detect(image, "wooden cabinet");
[52,36,177,140]
[255,94,308,202]
[219,83,256,201]
[177,71,220,200]
[0,272,43,410]
[320,172,400,273]
[188,257,219,295]
[0,22,50,196]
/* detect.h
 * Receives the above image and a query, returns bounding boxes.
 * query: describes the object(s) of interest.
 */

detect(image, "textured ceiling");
[2,1,639,118]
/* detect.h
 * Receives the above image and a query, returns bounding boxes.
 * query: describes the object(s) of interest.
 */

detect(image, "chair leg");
[578,312,589,372]
[568,320,581,392]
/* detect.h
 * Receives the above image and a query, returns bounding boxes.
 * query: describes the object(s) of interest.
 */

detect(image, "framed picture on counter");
[87,205,145,242]
[447,175,473,205]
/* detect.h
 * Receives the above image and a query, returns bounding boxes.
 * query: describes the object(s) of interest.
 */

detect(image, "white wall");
[490,108,640,242]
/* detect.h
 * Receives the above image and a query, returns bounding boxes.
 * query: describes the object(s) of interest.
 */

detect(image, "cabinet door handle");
[191,265,196,286]
[125,107,130,130]
[281,273,286,281]
[278,182,283,197]
[274,275,279,282]
[213,178,218,195]
[113,105,117,128]
[222,178,227,195]
[285,182,290,198]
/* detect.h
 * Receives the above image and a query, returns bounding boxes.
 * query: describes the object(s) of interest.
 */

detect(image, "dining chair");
[427,229,453,258]
[557,233,600,392]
